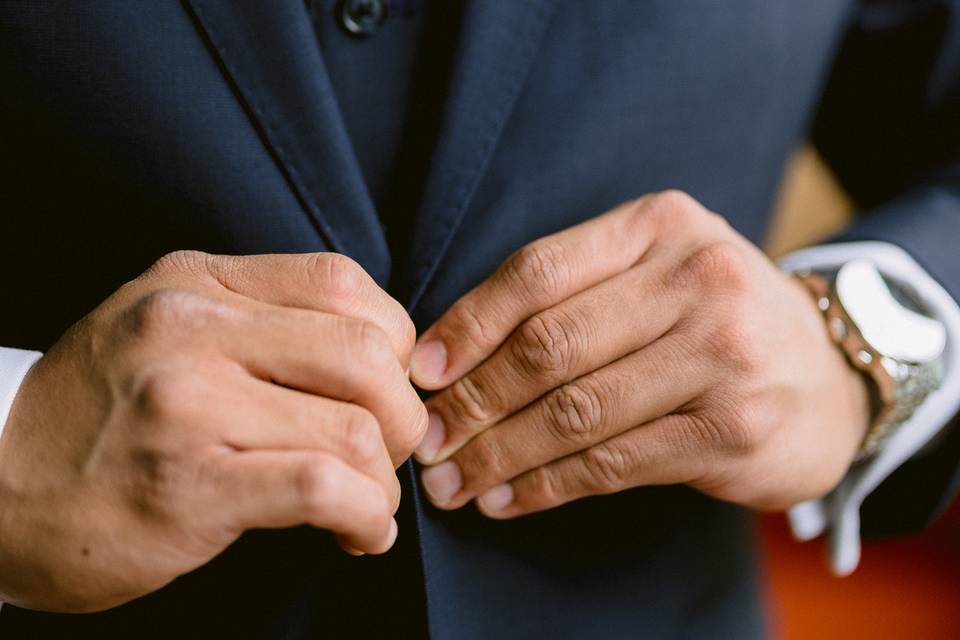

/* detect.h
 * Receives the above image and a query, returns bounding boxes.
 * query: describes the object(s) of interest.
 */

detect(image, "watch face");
[836,260,946,363]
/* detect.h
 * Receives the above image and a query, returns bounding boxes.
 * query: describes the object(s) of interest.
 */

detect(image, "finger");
[180,251,415,366]
[416,258,688,463]
[213,449,399,554]
[220,306,427,466]
[214,374,399,509]
[410,199,659,389]
[419,333,709,509]
[473,413,713,519]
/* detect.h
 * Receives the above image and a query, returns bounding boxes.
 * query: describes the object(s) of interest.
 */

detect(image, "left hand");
[409,190,870,518]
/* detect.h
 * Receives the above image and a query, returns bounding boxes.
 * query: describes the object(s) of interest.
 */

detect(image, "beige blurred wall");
[764,146,853,259]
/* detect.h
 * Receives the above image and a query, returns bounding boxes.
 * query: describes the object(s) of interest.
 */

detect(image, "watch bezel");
[835,260,945,364]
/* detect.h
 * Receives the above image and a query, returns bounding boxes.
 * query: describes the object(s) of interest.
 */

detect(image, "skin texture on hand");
[0,251,427,612]
[410,190,870,519]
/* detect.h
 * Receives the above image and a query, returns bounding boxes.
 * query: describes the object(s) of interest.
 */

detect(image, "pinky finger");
[212,450,399,554]
[475,414,710,519]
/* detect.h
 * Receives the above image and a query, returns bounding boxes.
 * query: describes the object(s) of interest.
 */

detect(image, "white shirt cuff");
[779,241,960,575]
[0,348,43,441]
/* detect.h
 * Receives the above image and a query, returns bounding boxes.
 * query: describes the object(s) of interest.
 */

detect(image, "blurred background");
[761,148,960,640]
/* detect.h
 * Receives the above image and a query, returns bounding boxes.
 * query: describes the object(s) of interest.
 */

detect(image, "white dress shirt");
[0,241,957,578]
[0,348,42,438]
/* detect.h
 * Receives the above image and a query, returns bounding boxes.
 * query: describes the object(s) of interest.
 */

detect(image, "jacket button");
[336,0,388,38]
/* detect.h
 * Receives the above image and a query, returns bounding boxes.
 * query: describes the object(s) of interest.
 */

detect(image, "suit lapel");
[403,0,559,311]
[183,0,391,283]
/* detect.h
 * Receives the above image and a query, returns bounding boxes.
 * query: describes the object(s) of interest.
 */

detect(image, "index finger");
[410,199,654,390]
[154,251,416,367]
[212,449,399,554]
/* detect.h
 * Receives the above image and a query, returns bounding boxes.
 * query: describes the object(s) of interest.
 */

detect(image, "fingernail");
[415,413,446,462]
[343,545,365,557]
[421,461,462,506]
[410,339,447,387]
[392,480,403,512]
[386,518,399,549]
[477,483,514,514]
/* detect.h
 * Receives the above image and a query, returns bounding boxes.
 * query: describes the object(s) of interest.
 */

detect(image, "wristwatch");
[795,259,946,463]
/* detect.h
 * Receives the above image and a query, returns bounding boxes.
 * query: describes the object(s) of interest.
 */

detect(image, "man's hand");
[410,191,870,518]
[0,251,427,612]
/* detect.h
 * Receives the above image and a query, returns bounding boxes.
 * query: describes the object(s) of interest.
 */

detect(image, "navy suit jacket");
[2,1,959,638]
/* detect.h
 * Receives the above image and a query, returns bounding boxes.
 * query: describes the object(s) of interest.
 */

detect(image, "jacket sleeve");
[810,0,960,535]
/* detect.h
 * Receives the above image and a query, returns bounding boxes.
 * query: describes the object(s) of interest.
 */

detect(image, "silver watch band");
[795,260,946,462]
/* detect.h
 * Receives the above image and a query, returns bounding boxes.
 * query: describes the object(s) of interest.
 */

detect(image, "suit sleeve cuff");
[0,348,43,441]
[778,241,960,575]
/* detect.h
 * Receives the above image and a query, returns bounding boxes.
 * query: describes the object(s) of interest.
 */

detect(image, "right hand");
[0,251,427,613]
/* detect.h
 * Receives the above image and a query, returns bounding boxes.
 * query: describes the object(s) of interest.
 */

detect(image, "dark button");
[336,0,388,38]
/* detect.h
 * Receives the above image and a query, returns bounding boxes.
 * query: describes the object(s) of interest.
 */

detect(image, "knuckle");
[717,401,763,455]
[703,208,734,233]
[448,300,497,351]
[712,418,755,457]
[297,460,337,513]
[677,413,721,452]
[149,250,211,276]
[543,382,606,443]
[126,289,226,340]
[678,412,721,452]
[654,189,698,213]
[134,368,199,424]
[365,488,394,532]
[311,253,366,303]
[705,308,761,375]
[445,375,498,425]
[677,242,749,292]
[650,414,700,459]
[341,408,383,466]
[524,465,562,507]
[351,319,396,370]
[505,239,569,301]
[643,189,699,227]
[513,311,580,377]
[459,437,507,486]
[683,405,758,456]
[580,442,631,493]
